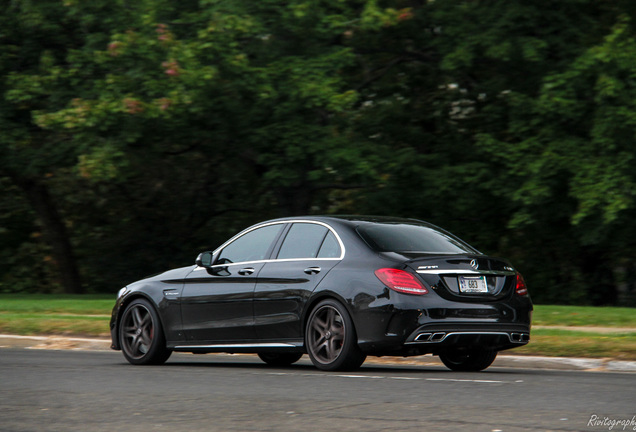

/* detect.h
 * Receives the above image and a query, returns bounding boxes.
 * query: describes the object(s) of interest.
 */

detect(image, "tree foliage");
[1,0,635,305]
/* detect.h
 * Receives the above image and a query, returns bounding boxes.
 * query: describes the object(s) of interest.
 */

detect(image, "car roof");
[265,215,425,226]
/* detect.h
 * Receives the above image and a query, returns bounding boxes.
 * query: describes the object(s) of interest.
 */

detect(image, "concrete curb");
[2,334,635,373]
[0,334,112,352]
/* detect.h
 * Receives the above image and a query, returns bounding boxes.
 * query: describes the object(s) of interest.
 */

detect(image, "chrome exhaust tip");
[510,333,530,342]
[430,332,446,342]
[413,332,446,342]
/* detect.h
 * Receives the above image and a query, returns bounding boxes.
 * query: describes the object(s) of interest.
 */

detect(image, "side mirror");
[195,251,215,268]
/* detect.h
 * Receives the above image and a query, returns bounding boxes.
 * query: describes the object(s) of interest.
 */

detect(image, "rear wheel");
[439,349,497,372]
[258,352,303,366]
[119,298,172,365]
[305,299,366,371]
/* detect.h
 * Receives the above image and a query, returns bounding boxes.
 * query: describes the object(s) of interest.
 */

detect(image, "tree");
[1,0,394,292]
[343,0,634,304]
[0,0,124,293]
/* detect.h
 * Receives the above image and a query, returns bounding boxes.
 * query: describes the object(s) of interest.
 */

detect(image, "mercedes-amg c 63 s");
[110,216,532,371]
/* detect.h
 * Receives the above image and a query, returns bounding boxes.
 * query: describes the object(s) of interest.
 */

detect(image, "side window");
[317,231,341,258]
[278,223,329,260]
[217,224,283,264]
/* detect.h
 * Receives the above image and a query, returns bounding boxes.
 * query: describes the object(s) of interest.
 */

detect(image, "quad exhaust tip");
[414,332,446,342]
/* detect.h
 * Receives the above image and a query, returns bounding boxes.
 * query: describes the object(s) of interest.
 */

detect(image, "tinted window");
[317,231,341,258]
[218,224,283,263]
[357,223,477,254]
[278,223,329,259]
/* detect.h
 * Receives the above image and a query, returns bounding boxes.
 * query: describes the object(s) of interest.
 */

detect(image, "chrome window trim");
[193,220,346,271]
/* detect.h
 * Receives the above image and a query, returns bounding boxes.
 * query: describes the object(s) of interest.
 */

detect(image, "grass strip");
[531,305,636,328]
[1,295,636,360]
[0,294,114,315]
[0,294,113,337]
[0,313,111,337]
[514,329,636,361]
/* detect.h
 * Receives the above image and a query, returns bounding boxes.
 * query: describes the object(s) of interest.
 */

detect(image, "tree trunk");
[14,177,84,294]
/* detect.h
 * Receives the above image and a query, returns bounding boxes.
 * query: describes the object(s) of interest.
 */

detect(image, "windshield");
[357,222,479,254]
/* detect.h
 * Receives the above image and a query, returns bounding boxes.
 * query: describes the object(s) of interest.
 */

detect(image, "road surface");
[1,348,634,431]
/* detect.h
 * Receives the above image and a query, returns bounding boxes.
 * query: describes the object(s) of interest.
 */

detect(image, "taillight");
[515,273,528,296]
[374,268,429,295]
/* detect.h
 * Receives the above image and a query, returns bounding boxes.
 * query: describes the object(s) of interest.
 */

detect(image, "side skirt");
[170,341,305,354]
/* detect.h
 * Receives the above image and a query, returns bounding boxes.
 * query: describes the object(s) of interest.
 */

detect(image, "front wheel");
[305,299,366,371]
[119,298,172,365]
[439,349,497,372]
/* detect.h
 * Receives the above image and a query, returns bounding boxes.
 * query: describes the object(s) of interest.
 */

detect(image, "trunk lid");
[403,255,517,301]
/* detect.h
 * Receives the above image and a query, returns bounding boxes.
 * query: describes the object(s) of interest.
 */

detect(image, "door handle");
[238,267,255,275]
[304,266,321,275]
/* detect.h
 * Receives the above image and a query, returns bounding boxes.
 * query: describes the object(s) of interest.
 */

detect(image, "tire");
[119,298,172,365]
[257,352,303,367]
[439,349,497,372]
[305,299,366,371]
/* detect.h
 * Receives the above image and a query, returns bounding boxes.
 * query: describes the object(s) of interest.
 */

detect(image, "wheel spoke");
[123,326,137,337]
[123,329,137,339]
[319,341,331,360]
[132,307,143,327]
[313,334,326,348]
[131,335,142,354]
[140,327,153,347]
[331,331,344,343]
[139,312,150,329]
[327,339,339,361]
[325,308,335,329]
[311,320,326,334]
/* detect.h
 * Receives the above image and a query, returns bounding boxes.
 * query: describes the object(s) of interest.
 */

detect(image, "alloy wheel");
[121,303,155,360]
[307,304,346,364]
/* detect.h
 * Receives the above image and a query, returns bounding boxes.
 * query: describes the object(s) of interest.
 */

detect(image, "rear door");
[253,222,343,340]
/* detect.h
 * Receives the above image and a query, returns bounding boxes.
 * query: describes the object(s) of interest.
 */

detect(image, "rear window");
[356,223,478,254]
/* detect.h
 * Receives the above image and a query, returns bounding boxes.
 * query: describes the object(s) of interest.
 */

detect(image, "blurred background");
[1,0,636,306]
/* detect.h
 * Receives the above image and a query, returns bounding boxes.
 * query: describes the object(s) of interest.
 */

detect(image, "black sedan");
[110,216,532,371]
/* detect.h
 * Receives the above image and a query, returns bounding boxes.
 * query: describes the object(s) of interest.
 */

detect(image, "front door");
[180,263,264,342]
[180,223,285,343]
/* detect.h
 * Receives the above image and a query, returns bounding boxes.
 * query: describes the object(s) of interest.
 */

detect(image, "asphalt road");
[1,349,634,432]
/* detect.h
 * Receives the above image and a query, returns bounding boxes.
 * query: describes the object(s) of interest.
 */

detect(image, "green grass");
[0,294,114,315]
[0,313,111,337]
[0,294,114,337]
[515,328,636,360]
[532,305,636,328]
[1,295,635,359]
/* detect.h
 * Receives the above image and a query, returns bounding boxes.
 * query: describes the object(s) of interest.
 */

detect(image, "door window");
[217,224,283,264]
[278,223,332,259]
[317,231,341,258]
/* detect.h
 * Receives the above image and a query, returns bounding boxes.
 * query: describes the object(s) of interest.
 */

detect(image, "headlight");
[117,287,128,299]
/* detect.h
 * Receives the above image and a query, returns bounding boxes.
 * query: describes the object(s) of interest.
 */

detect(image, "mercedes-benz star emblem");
[470,259,479,270]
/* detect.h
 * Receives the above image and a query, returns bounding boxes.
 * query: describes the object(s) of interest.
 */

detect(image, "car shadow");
[158,353,536,376]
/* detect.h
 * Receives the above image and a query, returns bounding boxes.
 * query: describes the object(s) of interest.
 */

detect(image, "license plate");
[459,276,488,293]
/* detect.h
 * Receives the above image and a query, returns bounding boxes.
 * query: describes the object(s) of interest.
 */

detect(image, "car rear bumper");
[353,291,533,356]
[358,322,530,355]
[404,323,530,350]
